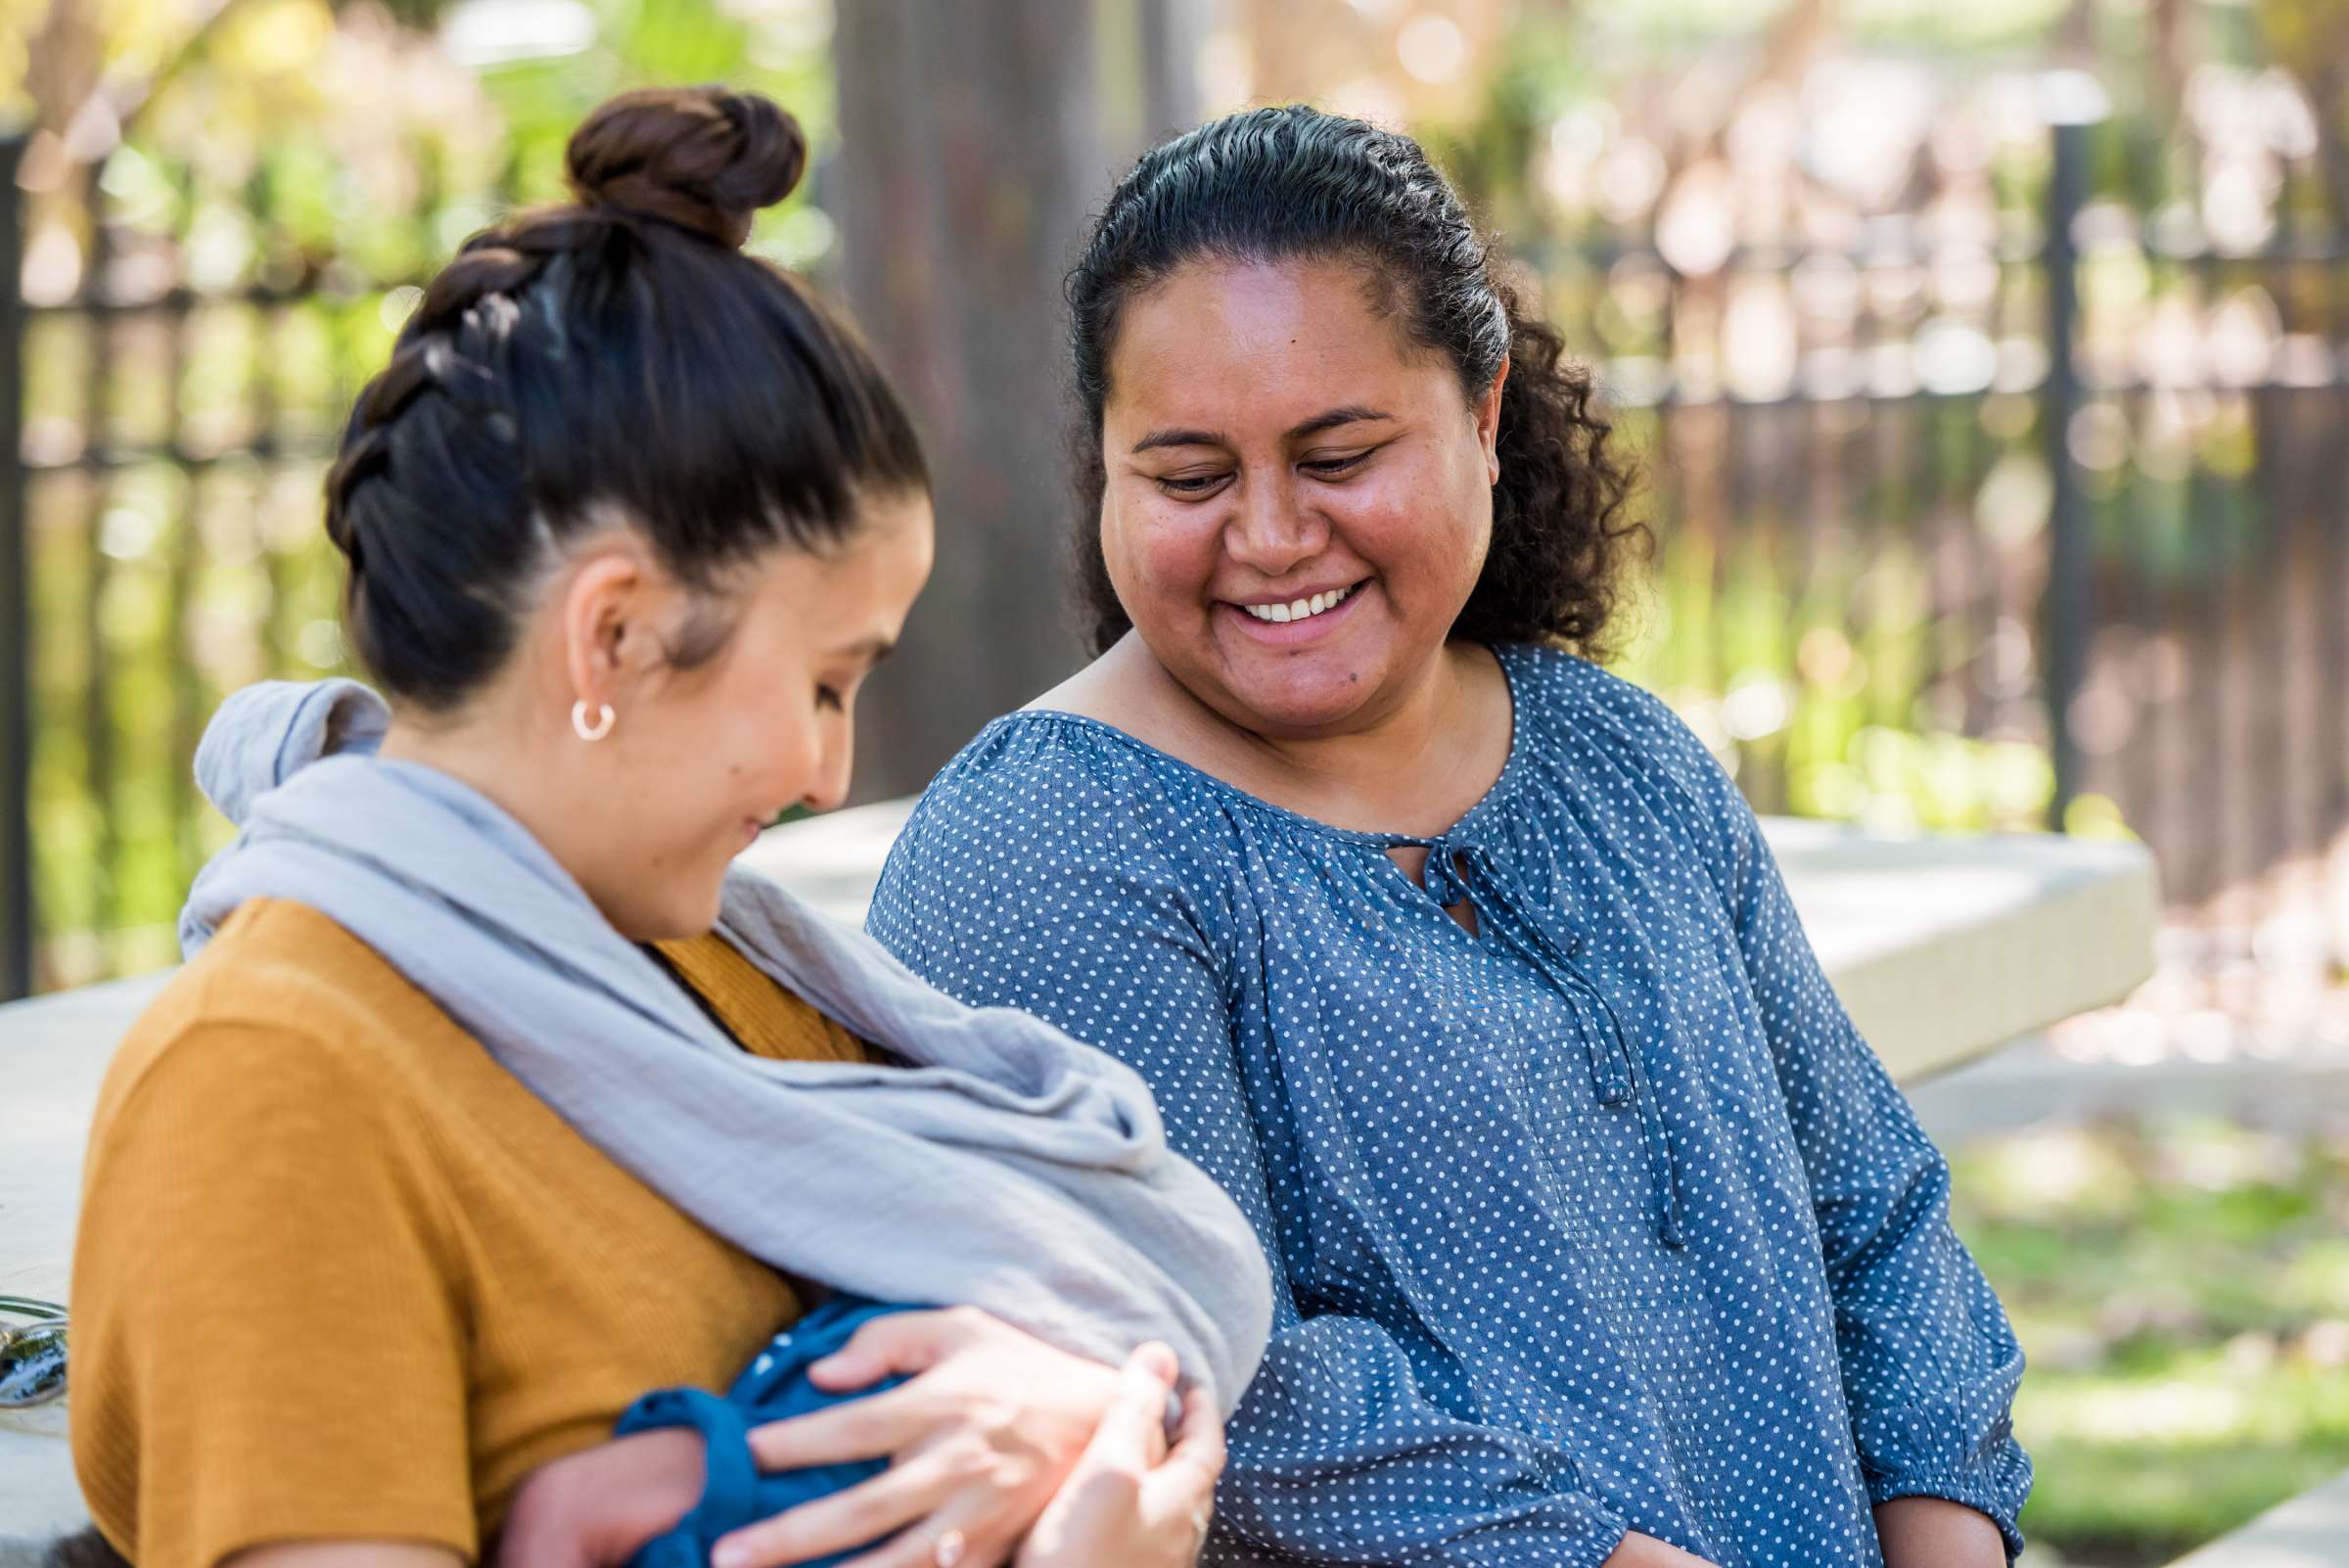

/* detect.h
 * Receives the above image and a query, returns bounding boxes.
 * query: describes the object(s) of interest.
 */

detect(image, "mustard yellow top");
[70,897,870,1568]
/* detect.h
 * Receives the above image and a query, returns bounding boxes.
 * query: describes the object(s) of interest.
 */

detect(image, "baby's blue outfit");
[866,646,2031,1568]
[619,1297,913,1568]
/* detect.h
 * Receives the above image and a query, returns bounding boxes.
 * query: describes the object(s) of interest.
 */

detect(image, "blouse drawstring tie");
[1430,838,1687,1250]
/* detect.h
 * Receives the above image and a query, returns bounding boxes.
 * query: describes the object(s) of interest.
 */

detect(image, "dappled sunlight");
[2028,1377,2249,1446]
[1953,1117,2349,1562]
[1963,1126,2139,1221]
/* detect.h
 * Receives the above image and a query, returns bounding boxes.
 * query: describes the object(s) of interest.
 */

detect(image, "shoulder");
[95,899,449,1163]
[656,932,868,1065]
[870,713,1239,971]
[1497,643,1755,876]
[885,712,1219,881]
[1504,644,1736,802]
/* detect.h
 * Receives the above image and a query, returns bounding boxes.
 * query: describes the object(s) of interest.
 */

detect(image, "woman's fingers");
[1075,1344,1180,1478]
[805,1307,984,1392]
[739,1315,1129,1568]
[826,1501,1011,1568]
[1142,1387,1226,1519]
[1163,1385,1224,1476]
[711,1439,999,1568]
[745,1382,928,1470]
[1008,1352,1209,1568]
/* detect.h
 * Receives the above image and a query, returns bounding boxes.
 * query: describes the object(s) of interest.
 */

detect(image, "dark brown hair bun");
[327,85,925,710]
[565,85,807,249]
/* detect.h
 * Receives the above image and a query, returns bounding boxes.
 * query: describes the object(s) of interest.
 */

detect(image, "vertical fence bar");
[0,133,29,999]
[78,161,115,977]
[2042,115,2092,831]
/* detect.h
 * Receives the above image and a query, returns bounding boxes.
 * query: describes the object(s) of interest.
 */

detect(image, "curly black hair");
[1063,104,1644,659]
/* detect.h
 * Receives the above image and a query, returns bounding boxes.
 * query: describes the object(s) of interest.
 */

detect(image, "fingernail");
[712,1542,748,1568]
[1136,1341,1178,1381]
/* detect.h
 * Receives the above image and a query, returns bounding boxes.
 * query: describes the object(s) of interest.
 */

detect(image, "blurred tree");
[831,0,1201,796]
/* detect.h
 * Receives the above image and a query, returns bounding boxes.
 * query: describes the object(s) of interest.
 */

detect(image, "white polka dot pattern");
[868,646,2030,1567]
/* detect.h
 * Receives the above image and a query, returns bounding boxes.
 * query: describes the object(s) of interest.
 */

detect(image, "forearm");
[1831,1195,2031,1548]
[1874,1496,2005,1568]
[1601,1532,1719,1566]
[496,1430,705,1568]
[228,1545,463,1568]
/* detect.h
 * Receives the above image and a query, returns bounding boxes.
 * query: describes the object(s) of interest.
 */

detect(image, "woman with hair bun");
[869,106,2030,1568]
[66,87,1267,1568]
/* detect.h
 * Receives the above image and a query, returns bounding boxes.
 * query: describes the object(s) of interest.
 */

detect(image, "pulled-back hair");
[1064,105,1641,658]
[326,86,928,709]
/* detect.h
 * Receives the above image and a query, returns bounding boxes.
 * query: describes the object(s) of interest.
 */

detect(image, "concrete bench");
[742,802,2163,1089]
[1,807,2160,1539]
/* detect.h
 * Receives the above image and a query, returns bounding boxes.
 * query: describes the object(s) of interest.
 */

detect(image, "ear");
[1475,354,1510,487]
[557,542,663,715]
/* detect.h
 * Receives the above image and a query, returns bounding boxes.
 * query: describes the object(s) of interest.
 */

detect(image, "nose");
[797,718,856,815]
[1222,471,1327,579]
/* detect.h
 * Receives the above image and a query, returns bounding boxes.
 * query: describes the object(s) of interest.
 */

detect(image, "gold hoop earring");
[572,700,616,743]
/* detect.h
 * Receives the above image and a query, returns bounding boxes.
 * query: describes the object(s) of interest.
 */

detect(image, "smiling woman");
[1061,111,1643,679]
[870,105,2029,1568]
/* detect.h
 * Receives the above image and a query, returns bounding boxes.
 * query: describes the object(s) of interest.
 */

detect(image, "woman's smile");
[1219,578,1370,644]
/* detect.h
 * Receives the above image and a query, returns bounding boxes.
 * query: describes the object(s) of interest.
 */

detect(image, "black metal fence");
[1506,104,2349,1027]
[5,109,2349,1013]
[0,138,437,995]
[2,134,29,1000]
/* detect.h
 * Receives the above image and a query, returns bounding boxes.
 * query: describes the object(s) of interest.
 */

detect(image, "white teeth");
[1241,584,1354,623]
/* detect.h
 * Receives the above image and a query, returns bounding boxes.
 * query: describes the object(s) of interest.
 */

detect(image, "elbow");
[1819,1142,1953,1288]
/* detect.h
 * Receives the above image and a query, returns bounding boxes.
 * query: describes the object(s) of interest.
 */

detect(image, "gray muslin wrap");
[180,678,1272,1413]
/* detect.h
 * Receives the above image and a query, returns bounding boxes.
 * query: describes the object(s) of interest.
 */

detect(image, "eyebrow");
[1128,405,1396,455]
[835,635,896,664]
[1291,404,1394,439]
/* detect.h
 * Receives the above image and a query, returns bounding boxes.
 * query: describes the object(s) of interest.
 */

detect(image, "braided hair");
[1064,106,1642,658]
[325,86,928,710]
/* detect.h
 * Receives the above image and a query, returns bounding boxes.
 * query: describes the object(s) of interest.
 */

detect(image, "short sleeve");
[71,1021,478,1568]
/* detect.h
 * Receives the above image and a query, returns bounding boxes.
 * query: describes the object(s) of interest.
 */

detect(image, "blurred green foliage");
[1952,1118,2349,1564]
[12,0,839,987]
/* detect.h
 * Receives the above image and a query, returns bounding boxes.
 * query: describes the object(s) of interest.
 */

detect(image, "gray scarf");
[181,679,1271,1412]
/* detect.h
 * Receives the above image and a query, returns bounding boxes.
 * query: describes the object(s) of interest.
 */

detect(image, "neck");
[1128,635,1500,834]
[377,686,575,865]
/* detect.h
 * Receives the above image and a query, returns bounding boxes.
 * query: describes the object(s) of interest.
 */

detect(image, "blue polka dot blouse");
[867,644,2030,1567]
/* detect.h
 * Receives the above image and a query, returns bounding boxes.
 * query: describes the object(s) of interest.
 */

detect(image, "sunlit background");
[3,1,2347,1562]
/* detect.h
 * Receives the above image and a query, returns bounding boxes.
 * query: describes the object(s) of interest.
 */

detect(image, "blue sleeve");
[1632,686,2032,1558]
[867,749,1635,1567]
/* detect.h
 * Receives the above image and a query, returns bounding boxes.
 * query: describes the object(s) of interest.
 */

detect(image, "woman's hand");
[711,1306,1123,1568]
[1015,1343,1223,1568]
[497,1429,706,1568]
